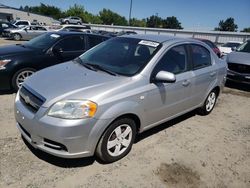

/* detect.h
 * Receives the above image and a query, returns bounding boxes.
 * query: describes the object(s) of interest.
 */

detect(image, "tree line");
[19,3,250,32]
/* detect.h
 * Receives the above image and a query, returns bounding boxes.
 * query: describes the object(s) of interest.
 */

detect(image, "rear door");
[189,44,218,106]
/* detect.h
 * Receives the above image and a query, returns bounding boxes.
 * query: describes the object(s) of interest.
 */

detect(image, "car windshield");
[222,42,241,48]
[236,41,250,53]
[24,33,61,50]
[79,37,161,76]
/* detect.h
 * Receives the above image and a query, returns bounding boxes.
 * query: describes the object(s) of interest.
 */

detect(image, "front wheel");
[96,118,136,163]
[13,33,21,41]
[12,68,36,91]
[198,90,217,115]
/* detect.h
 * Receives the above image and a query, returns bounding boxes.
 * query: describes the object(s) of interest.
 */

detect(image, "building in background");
[0,4,59,25]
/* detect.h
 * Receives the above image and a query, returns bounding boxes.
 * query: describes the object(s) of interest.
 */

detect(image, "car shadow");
[21,110,197,167]
[22,136,95,168]
[225,81,250,92]
[0,90,14,95]
[136,110,197,143]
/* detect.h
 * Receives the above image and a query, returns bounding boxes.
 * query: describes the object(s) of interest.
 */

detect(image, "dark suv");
[0,32,110,91]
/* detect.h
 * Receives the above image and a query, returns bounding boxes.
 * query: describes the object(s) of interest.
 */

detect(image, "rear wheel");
[12,68,36,91]
[65,21,69,24]
[13,33,21,41]
[198,90,217,115]
[77,22,81,25]
[96,118,136,163]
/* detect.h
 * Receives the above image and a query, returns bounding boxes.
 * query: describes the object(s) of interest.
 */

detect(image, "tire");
[96,118,136,163]
[77,22,81,25]
[12,68,36,91]
[13,33,21,41]
[65,21,69,24]
[198,90,217,115]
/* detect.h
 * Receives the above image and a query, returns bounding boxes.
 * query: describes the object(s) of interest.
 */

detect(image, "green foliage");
[241,27,250,33]
[214,17,238,32]
[130,18,146,27]
[146,15,162,28]
[29,3,62,19]
[99,9,128,25]
[163,16,183,29]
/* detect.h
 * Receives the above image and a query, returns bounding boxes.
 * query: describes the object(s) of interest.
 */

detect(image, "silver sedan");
[7,25,48,40]
[15,35,227,163]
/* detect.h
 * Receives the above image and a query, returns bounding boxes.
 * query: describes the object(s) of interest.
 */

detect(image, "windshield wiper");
[74,58,97,71]
[85,63,117,76]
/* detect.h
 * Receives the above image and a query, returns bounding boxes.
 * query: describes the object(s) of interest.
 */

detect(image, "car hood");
[23,61,132,108]
[227,51,250,65]
[0,44,34,57]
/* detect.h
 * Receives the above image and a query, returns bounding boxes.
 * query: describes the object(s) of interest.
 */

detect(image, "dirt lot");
[0,38,250,188]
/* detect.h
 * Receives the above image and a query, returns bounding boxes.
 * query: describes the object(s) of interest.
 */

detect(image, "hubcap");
[16,70,34,88]
[107,124,132,157]
[206,92,216,112]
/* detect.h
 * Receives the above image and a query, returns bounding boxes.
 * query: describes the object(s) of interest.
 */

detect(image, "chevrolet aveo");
[15,35,227,163]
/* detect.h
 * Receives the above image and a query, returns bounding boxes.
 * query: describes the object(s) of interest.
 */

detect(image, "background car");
[11,20,31,27]
[196,38,222,58]
[226,40,250,85]
[5,25,49,41]
[0,21,17,37]
[0,32,110,91]
[59,16,82,25]
[53,24,91,32]
[218,41,243,56]
[14,35,227,163]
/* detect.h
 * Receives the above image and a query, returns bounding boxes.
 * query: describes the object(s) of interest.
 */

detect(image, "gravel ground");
[0,38,249,188]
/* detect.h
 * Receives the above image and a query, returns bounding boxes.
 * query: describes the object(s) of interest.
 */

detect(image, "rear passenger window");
[56,36,85,51]
[88,36,103,48]
[191,45,211,69]
[153,45,188,74]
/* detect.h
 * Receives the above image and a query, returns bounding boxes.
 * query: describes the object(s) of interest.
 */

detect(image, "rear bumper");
[227,69,250,85]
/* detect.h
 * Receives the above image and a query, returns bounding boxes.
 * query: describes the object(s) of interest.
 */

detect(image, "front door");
[143,44,194,129]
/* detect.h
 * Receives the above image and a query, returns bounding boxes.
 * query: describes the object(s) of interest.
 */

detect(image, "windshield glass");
[236,41,250,53]
[24,33,61,50]
[222,42,241,48]
[79,37,161,76]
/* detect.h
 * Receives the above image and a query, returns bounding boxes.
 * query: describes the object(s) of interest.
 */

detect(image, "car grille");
[228,63,250,74]
[19,86,45,113]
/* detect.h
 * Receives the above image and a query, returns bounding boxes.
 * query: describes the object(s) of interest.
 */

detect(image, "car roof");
[120,34,198,44]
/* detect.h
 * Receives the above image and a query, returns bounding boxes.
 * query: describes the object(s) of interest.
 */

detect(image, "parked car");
[226,39,250,85]
[14,35,227,163]
[59,16,82,25]
[11,20,31,27]
[4,25,49,41]
[53,24,91,32]
[0,21,17,36]
[116,30,137,36]
[218,41,243,56]
[0,32,110,91]
[196,38,221,58]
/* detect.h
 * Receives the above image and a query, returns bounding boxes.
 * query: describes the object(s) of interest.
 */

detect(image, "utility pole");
[129,0,133,25]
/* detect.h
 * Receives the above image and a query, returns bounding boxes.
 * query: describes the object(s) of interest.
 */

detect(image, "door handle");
[182,80,190,87]
[210,72,216,77]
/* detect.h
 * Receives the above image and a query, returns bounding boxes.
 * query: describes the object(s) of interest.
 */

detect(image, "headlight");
[0,59,11,70]
[48,100,97,119]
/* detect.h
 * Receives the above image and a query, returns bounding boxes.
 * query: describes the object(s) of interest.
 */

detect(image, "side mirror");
[24,28,27,32]
[153,71,176,83]
[231,47,237,51]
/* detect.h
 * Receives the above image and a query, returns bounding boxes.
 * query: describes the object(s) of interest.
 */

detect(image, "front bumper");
[227,69,250,85]
[15,92,110,158]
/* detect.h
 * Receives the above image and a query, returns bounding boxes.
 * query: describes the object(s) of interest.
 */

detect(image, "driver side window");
[153,45,188,75]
